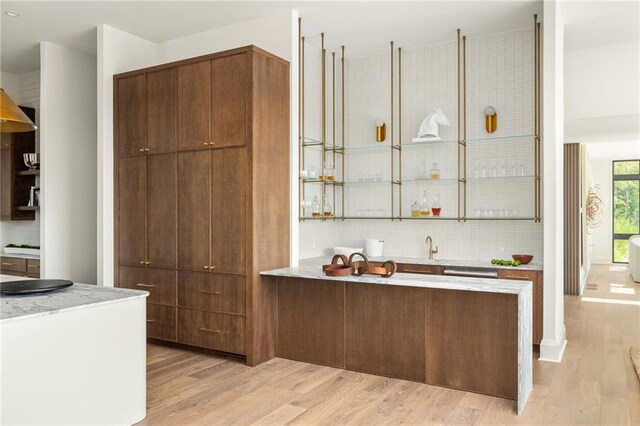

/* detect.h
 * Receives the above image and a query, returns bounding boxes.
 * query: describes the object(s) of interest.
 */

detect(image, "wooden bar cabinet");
[114,46,290,366]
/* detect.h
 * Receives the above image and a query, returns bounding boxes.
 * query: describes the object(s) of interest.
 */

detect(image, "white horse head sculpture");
[415,109,450,141]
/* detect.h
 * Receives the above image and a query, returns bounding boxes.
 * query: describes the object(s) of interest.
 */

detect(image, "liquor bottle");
[431,192,442,217]
[419,191,430,217]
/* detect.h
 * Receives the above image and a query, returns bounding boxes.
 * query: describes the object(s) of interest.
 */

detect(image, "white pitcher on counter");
[365,239,384,257]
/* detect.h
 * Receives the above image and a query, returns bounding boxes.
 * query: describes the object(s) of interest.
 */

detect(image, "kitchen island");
[261,266,532,414]
[1,275,148,425]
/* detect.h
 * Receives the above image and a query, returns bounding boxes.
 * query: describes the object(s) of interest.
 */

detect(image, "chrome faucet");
[426,236,439,260]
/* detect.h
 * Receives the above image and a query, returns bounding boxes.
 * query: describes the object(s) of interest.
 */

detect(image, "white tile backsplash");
[299,28,542,262]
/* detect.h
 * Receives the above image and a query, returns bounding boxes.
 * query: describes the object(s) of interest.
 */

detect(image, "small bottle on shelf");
[311,196,322,218]
[323,194,333,217]
[430,162,440,180]
[431,192,441,217]
[419,191,430,217]
[411,201,420,217]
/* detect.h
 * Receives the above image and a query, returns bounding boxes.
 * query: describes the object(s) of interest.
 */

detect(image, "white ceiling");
[561,0,640,51]
[1,1,637,75]
[1,1,544,75]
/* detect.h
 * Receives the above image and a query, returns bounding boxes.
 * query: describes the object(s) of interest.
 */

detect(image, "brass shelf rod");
[390,41,394,220]
[398,46,403,220]
[321,33,326,220]
[341,45,346,221]
[463,34,467,222]
[332,50,336,222]
[456,29,461,222]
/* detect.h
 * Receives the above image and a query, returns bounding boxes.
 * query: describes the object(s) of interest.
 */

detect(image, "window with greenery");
[612,160,640,263]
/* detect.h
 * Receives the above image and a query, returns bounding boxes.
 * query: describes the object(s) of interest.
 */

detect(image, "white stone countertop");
[0,275,148,323]
[1,251,40,260]
[261,266,532,296]
[300,255,543,271]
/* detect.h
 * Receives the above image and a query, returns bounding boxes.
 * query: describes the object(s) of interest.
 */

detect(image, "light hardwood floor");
[139,264,640,425]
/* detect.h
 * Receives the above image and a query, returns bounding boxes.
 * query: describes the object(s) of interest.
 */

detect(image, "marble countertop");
[0,275,148,323]
[261,266,532,296]
[1,251,40,260]
[300,255,543,271]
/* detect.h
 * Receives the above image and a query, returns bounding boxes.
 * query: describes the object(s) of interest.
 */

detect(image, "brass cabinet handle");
[145,260,151,265]
[146,319,156,323]
[209,265,216,270]
[210,141,215,146]
[139,260,145,265]
[204,265,210,270]
[139,148,145,152]
[403,269,434,274]
[504,275,530,280]
[204,142,209,146]
[200,290,222,295]
[1,262,14,266]
[198,327,220,333]
[27,265,40,269]
[136,283,155,288]
[144,148,150,152]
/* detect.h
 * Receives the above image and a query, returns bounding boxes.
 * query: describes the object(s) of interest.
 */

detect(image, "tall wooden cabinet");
[114,46,290,366]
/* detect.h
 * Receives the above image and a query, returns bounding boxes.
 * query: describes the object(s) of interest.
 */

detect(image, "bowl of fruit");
[512,254,533,265]
[491,258,522,267]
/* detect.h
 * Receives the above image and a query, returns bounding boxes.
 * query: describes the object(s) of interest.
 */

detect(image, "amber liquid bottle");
[431,192,441,217]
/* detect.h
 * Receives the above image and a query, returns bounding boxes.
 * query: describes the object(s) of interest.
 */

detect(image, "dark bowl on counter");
[512,254,533,264]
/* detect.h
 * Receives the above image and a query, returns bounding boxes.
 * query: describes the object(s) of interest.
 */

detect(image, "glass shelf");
[467,174,535,181]
[393,134,537,150]
[301,178,344,186]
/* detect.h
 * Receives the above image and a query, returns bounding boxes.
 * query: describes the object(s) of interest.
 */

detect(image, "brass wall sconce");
[375,118,386,142]
[484,106,497,133]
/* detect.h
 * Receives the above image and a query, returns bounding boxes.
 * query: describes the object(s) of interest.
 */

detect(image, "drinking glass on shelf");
[481,166,487,178]
[510,164,516,177]
[489,208,496,218]
[518,164,525,176]
[475,209,482,218]
[501,162,507,177]
[491,166,497,178]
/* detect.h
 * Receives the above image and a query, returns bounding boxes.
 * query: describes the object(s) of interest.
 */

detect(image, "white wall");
[1,72,20,99]
[539,0,566,363]
[97,11,298,284]
[565,41,640,143]
[96,25,158,286]
[587,141,640,264]
[40,42,97,283]
[157,12,293,64]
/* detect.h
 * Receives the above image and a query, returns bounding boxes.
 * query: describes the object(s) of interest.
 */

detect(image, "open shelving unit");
[298,16,542,223]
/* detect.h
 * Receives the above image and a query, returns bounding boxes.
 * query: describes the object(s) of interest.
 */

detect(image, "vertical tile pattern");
[300,28,542,262]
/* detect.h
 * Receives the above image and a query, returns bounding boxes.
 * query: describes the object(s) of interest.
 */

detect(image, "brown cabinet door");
[177,61,210,151]
[177,308,245,354]
[210,54,248,148]
[26,259,40,276]
[346,282,426,382]
[117,75,146,157]
[147,304,177,341]
[119,266,177,306]
[118,156,146,267]
[146,153,177,269]
[178,271,245,314]
[147,68,177,154]
[498,269,543,344]
[0,148,11,220]
[210,148,246,274]
[277,278,345,368]
[0,257,27,273]
[178,151,210,272]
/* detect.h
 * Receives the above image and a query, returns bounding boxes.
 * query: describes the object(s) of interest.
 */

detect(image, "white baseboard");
[539,325,567,363]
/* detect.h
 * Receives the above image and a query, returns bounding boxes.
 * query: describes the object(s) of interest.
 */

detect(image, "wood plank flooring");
[139,264,640,425]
